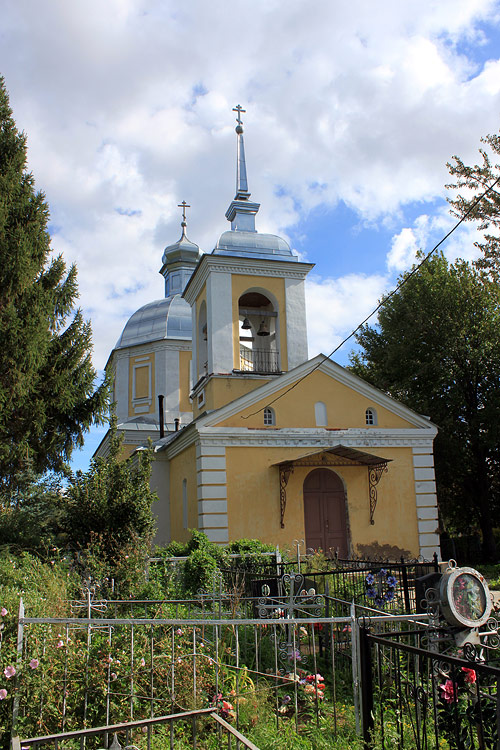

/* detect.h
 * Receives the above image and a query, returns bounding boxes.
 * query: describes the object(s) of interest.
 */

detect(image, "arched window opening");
[315,401,328,427]
[238,291,279,373]
[264,407,275,426]
[365,407,377,426]
[198,301,208,379]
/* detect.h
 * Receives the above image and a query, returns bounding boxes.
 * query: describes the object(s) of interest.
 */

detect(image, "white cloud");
[306,272,389,363]
[1,0,500,374]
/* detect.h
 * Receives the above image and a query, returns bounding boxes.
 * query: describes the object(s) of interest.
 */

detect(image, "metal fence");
[13,709,260,750]
[359,625,500,749]
[10,595,432,747]
[240,556,440,615]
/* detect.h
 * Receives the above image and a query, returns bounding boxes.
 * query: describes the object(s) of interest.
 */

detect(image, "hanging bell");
[257,320,270,336]
[241,317,252,330]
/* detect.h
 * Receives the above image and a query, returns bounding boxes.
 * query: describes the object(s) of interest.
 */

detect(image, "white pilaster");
[285,277,308,368]
[413,448,440,560]
[196,441,229,544]
[206,272,234,374]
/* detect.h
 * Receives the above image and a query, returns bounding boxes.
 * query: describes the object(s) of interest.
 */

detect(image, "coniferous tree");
[0,76,108,497]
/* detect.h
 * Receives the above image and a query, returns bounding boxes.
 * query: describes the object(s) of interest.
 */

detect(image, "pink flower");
[439,679,457,704]
[29,659,39,670]
[111,672,117,680]
[222,700,233,711]
[4,666,15,679]
[0,689,7,700]
[1,608,8,617]
[140,658,146,667]
[56,640,64,648]
[175,628,183,636]
[462,667,476,684]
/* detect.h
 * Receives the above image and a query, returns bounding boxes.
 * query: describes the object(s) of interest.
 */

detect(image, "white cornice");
[112,339,192,360]
[183,254,314,304]
[195,355,437,431]
[161,423,436,460]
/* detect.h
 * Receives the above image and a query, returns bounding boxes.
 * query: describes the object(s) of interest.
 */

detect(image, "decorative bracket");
[279,462,294,528]
[368,463,388,525]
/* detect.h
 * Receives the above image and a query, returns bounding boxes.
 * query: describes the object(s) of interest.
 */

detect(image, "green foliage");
[0,76,109,496]
[0,468,69,553]
[182,547,220,595]
[447,131,500,282]
[351,252,500,560]
[0,549,77,616]
[63,426,157,588]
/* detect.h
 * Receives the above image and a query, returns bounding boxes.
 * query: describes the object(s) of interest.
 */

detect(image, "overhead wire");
[241,172,500,419]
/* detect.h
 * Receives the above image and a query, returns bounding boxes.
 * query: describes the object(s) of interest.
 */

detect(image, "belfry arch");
[238,289,280,373]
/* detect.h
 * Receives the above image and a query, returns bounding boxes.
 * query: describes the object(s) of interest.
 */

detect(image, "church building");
[98,107,441,561]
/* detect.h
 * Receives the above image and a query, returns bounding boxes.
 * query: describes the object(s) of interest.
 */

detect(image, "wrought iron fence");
[242,557,440,615]
[359,625,500,749]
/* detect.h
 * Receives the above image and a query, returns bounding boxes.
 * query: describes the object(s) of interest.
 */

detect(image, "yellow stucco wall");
[214,369,417,429]
[169,444,198,543]
[224,445,419,557]
[179,350,193,413]
[231,275,288,371]
[196,374,272,414]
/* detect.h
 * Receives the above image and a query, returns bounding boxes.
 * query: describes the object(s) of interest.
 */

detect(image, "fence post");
[400,557,411,614]
[359,623,374,749]
[11,598,24,741]
[351,602,361,735]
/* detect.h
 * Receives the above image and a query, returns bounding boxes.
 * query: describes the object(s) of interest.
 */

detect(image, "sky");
[1,0,500,471]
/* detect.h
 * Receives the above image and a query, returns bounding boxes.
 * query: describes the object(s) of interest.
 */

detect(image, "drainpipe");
[158,395,165,438]
[174,418,180,432]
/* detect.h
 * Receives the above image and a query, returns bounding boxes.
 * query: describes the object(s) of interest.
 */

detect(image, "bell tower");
[183,106,313,415]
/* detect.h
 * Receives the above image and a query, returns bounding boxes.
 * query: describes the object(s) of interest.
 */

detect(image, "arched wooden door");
[303,469,348,557]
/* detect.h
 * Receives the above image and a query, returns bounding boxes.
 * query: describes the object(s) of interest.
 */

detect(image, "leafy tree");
[0,76,108,496]
[63,426,157,573]
[350,253,500,561]
[447,131,500,281]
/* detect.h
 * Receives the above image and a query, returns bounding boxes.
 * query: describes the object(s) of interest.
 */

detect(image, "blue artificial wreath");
[365,569,398,608]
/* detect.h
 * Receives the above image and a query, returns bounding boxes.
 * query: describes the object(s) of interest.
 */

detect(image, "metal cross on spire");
[233,104,246,130]
[178,200,190,226]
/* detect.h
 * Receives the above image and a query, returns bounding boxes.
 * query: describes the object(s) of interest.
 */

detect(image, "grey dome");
[215,229,296,260]
[116,294,192,349]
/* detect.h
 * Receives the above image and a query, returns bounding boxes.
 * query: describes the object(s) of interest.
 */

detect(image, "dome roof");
[215,229,296,261]
[115,294,192,349]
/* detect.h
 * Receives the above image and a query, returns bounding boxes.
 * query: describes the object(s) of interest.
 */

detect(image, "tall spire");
[225,105,260,231]
[233,104,249,199]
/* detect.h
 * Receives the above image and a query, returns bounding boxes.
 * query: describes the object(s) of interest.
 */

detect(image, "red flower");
[439,679,457,704]
[462,667,476,684]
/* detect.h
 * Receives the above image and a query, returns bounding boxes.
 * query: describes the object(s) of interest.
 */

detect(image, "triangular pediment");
[198,354,437,432]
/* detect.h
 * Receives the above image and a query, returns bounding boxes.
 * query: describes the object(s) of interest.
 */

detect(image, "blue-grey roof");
[215,229,296,261]
[116,294,192,349]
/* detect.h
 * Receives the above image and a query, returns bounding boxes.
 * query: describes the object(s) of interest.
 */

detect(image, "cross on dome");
[178,200,190,227]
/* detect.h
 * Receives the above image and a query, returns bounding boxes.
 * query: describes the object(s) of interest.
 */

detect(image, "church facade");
[98,108,441,561]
